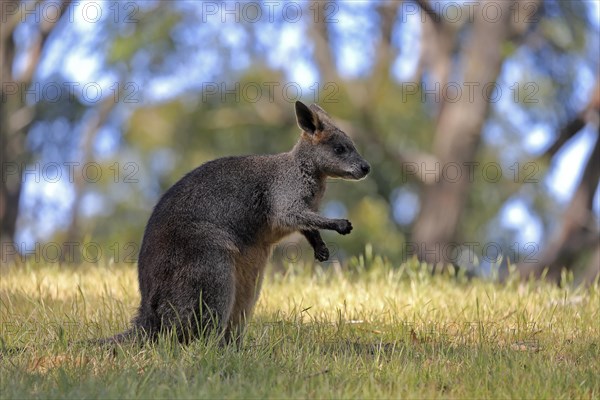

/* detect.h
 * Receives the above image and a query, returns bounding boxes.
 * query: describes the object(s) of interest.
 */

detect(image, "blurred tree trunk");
[0,0,71,257]
[0,107,24,253]
[1,0,23,253]
[518,94,600,283]
[415,0,455,102]
[411,0,517,268]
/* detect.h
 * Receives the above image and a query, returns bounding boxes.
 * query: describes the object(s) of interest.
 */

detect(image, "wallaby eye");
[334,145,346,155]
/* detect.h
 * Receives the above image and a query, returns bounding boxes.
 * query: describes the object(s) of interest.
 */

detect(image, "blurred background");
[1,0,598,282]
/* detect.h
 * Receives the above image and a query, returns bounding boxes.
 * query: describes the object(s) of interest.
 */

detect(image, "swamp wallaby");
[111,101,370,345]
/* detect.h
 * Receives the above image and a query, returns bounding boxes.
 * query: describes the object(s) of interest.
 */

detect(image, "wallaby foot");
[302,229,330,261]
[314,245,330,261]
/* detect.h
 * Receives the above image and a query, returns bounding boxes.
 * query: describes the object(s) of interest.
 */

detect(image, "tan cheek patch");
[302,130,331,144]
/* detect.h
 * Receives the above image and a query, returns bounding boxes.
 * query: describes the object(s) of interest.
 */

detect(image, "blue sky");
[16,0,600,251]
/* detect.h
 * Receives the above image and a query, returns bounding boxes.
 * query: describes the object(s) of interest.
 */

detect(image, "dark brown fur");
[104,101,370,345]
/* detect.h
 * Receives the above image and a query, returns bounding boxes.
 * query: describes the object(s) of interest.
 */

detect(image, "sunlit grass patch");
[1,258,598,399]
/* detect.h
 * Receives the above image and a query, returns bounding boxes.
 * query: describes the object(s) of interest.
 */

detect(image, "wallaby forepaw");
[314,246,329,262]
[335,219,353,235]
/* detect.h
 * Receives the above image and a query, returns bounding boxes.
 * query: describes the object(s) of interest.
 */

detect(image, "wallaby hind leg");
[226,250,268,346]
[157,249,236,343]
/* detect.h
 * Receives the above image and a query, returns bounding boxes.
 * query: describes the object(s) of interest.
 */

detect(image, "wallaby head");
[294,101,370,180]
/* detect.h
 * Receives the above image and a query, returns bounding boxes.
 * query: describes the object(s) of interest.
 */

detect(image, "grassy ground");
[1,255,599,399]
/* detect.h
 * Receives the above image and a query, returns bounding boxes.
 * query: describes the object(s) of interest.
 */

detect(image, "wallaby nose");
[361,162,371,175]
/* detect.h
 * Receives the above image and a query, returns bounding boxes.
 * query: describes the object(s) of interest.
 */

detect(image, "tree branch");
[544,116,586,157]
[306,0,339,84]
[19,0,72,83]
[544,80,599,158]
[415,0,443,29]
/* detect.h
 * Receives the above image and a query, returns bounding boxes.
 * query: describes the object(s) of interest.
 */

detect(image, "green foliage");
[18,1,596,279]
[108,7,181,67]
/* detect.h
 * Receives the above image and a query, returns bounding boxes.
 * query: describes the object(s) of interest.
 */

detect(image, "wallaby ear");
[309,103,329,117]
[295,101,321,135]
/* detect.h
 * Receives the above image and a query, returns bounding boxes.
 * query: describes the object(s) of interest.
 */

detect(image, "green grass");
[1,254,599,399]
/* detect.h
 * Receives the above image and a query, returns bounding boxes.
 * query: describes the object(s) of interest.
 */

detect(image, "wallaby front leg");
[302,229,329,261]
[291,211,353,235]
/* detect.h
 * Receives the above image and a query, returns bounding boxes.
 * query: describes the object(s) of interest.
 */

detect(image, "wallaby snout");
[351,160,371,180]
[294,101,370,181]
